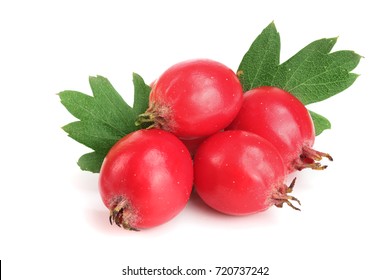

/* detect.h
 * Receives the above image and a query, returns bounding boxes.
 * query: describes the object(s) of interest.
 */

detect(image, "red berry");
[227,86,332,172]
[180,136,207,157]
[194,130,300,215]
[137,59,243,138]
[99,129,193,230]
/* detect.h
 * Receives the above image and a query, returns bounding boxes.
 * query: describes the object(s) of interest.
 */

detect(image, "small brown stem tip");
[294,146,333,171]
[272,178,301,211]
[109,198,139,231]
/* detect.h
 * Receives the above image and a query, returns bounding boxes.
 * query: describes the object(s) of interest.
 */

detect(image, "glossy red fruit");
[180,136,207,158]
[194,130,300,216]
[228,86,332,173]
[99,129,193,230]
[137,59,243,139]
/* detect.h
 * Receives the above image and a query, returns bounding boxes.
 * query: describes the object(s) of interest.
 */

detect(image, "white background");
[1,0,389,279]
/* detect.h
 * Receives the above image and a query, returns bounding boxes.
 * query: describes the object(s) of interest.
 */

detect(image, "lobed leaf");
[132,73,151,116]
[309,110,331,136]
[273,40,361,104]
[59,90,124,136]
[238,23,361,133]
[62,121,123,153]
[59,90,97,121]
[89,76,136,134]
[237,22,280,92]
[77,152,106,173]
[60,73,151,173]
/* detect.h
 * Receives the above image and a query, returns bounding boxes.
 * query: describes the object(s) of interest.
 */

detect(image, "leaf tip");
[61,123,71,134]
[132,72,141,80]
[88,75,96,81]
[267,20,278,31]
[89,74,107,83]
[77,152,104,173]
[57,90,70,100]
[329,36,339,45]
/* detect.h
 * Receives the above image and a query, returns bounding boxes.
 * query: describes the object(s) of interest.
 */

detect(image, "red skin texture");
[227,86,315,173]
[194,130,286,215]
[99,129,193,229]
[180,136,207,157]
[147,59,243,138]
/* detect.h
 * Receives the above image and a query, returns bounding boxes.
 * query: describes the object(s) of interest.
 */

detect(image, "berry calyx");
[271,178,301,210]
[294,146,334,171]
[108,196,139,231]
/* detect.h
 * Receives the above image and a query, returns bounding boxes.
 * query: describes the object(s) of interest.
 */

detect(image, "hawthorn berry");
[228,86,333,172]
[99,129,193,230]
[194,130,300,215]
[137,59,243,139]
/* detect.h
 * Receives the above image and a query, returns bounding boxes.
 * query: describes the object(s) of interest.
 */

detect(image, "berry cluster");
[99,59,332,231]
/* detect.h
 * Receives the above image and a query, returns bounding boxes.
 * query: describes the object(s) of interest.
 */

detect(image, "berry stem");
[294,145,333,171]
[272,178,301,211]
[135,103,172,131]
[303,145,333,161]
[135,112,156,128]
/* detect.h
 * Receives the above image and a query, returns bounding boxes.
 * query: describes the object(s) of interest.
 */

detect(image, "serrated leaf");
[89,75,137,133]
[63,121,123,153]
[60,73,151,173]
[59,90,97,121]
[273,39,361,105]
[59,90,123,136]
[272,37,337,93]
[77,152,106,173]
[132,73,151,115]
[309,110,331,136]
[238,22,361,134]
[237,22,280,92]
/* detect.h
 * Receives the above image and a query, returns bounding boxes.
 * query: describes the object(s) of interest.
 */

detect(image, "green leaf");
[273,39,361,105]
[309,110,331,136]
[59,90,97,121]
[62,121,123,153]
[59,73,151,173]
[238,22,361,133]
[132,73,151,116]
[272,37,337,95]
[77,152,106,173]
[89,75,137,133]
[237,22,280,92]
